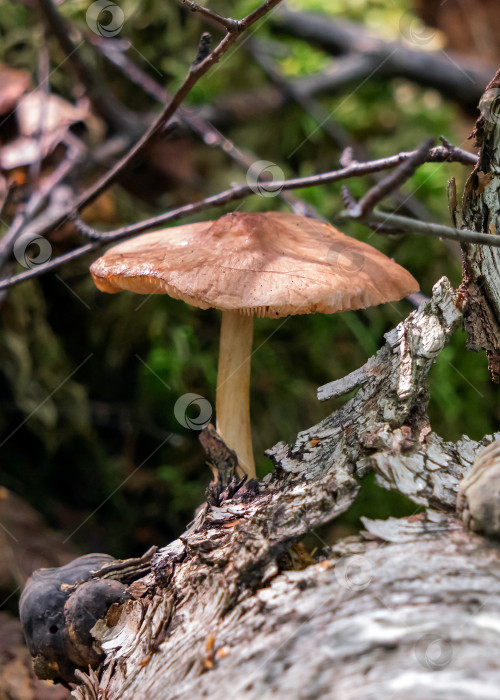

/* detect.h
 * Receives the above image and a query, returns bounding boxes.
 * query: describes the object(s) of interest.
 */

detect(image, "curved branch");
[0,143,477,291]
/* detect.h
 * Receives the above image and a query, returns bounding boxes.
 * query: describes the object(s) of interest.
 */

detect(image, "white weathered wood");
[68,276,500,700]
[74,513,500,700]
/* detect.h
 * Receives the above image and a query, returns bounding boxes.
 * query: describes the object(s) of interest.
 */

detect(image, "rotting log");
[61,277,500,700]
[84,513,500,700]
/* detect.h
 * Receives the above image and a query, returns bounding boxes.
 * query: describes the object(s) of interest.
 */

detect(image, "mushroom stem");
[216,310,255,479]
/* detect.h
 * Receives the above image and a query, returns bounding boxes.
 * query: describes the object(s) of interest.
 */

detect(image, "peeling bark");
[62,277,500,700]
[460,68,500,381]
[76,513,500,700]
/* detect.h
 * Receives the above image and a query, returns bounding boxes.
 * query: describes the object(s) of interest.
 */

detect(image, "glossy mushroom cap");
[90,212,419,315]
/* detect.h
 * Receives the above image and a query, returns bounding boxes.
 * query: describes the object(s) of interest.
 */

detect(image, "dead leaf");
[0,92,88,169]
[16,92,88,138]
[0,64,31,115]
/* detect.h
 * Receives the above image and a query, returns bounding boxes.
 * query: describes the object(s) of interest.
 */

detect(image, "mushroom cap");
[90,211,419,318]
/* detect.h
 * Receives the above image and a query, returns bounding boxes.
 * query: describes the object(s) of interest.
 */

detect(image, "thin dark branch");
[35,0,284,236]
[0,142,478,291]
[70,142,480,243]
[249,38,433,222]
[37,0,136,133]
[4,2,272,270]
[72,217,102,240]
[347,209,500,248]
[87,33,319,219]
[340,185,357,210]
[0,242,99,290]
[180,0,240,32]
[346,137,435,218]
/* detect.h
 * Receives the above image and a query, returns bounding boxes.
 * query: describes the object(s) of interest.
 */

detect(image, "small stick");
[346,138,435,218]
[354,209,500,248]
[199,424,238,485]
[0,141,479,291]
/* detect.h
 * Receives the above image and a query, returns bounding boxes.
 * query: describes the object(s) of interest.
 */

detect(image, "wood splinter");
[199,423,238,486]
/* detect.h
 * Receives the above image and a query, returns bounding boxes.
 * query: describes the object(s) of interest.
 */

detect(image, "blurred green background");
[0,0,497,600]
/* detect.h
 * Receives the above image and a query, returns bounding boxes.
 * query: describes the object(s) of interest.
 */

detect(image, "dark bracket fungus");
[19,549,155,684]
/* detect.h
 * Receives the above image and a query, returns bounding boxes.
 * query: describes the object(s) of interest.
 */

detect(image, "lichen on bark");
[66,276,500,700]
[460,68,500,380]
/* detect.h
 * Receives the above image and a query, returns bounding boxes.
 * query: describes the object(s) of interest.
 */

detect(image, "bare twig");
[345,138,435,218]
[0,141,478,291]
[249,38,433,222]
[86,31,319,218]
[30,0,285,243]
[180,0,241,32]
[71,142,480,242]
[87,35,255,168]
[72,217,102,241]
[340,185,357,210]
[37,0,136,133]
[348,209,500,248]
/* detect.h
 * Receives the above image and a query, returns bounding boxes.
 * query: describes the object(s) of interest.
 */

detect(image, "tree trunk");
[460,69,500,380]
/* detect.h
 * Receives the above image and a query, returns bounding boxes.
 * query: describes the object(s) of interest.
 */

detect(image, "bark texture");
[94,514,500,700]
[68,278,500,700]
[460,68,500,380]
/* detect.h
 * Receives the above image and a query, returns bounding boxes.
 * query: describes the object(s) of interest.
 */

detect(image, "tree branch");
[345,209,500,249]
[37,0,137,133]
[344,137,435,218]
[179,0,241,32]
[0,142,478,291]
[65,278,500,699]
[28,0,285,238]
[84,31,320,219]
[272,8,496,109]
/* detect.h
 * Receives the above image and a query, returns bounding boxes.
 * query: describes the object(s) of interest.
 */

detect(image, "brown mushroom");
[90,211,419,480]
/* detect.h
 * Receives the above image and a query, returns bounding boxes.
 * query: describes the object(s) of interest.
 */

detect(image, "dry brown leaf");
[16,92,88,138]
[0,64,31,115]
[0,92,88,169]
